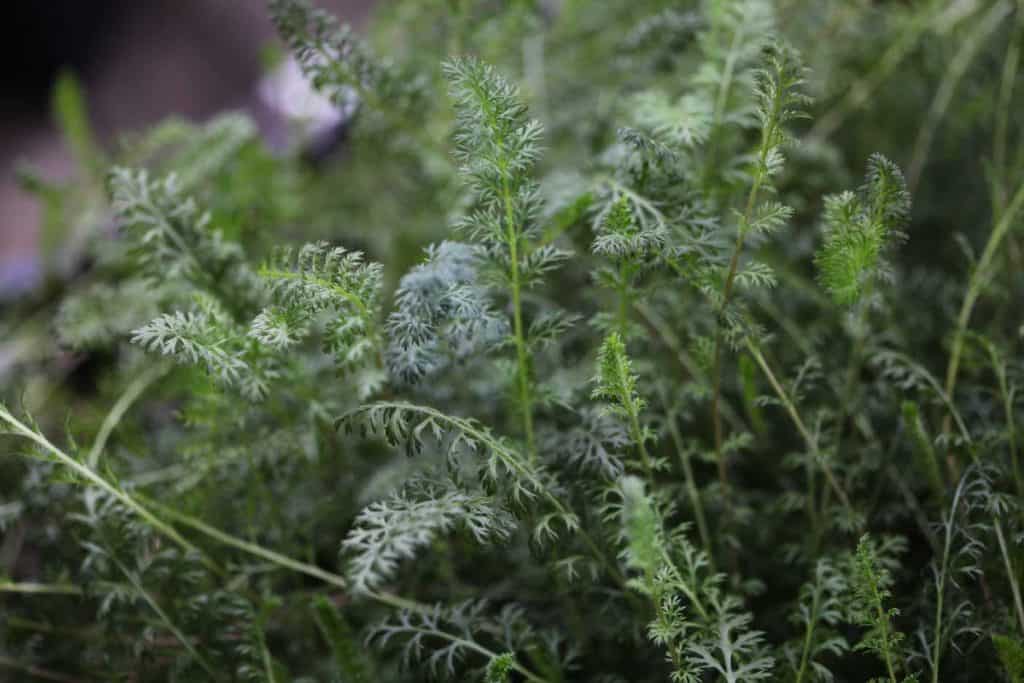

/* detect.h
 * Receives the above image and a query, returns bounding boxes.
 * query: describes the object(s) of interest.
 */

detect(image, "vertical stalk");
[995,517,1024,635]
[503,176,537,462]
[616,350,652,480]
[745,341,854,515]
[993,3,1022,214]
[626,404,653,481]
[709,82,781,506]
[794,580,821,683]
[662,396,713,561]
[111,553,221,680]
[942,183,1024,472]
[875,587,900,683]
[929,483,960,683]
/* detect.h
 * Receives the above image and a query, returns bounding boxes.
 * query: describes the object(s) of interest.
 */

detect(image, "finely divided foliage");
[342,482,515,593]
[2,0,1024,681]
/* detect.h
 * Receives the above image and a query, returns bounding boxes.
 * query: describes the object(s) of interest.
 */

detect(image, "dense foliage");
[2,0,1024,681]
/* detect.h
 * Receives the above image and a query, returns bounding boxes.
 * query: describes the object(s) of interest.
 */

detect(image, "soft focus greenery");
[2,0,1024,681]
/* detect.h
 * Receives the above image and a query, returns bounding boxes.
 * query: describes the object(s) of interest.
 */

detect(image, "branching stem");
[745,341,854,516]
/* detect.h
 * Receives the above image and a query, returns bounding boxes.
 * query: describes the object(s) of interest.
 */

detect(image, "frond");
[847,534,909,673]
[339,403,567,520]
[686,605,775,683]
[593,332,644,416]
[443,56,546,250]
[132,301,281,401]
[109,167,247,287]
[386,242,508,384]
[444,56,543,196]
[815,155,910,306]
[630,91,713,148]
[132,310,248,387]
[543,407,628,479]
[619,475,665,590]
[260,242,381,316]
[592,197,668,260]
[258,241,383,368]
[56,280,164,350]
[695,0,777,131]
[342,481,515,593]
[248,306,307,352]
[367,600,532,679]
[268,0,380,106]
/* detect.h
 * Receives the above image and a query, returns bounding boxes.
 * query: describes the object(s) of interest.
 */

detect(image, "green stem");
[993,4,1022,213]
[814,293,871,541]
[929,478,963,683]
[617,355,652,479]
[1,405,436,618]
[709,89,778,506]
[995,516,1024,635]
[0,581,83,596]
[636,298,746,433]
[661,396,713,562]
[660,549,709,621]
[979,336,1024,497]
[0,405,210,569]
[87,363,168,469]
[874,583,899,683]
[504,175,537,462]
[396,625,547,683]
[794,579,821,683]
[141,495,347,591]
[110,555,220,680]
[907,1,1010,192]
[256,622,278,683]
[745,341,855,517]
[616,263,631,339]
[703,12,745,191]
[943,182,1024,433]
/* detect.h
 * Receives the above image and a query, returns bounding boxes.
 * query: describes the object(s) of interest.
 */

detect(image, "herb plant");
[2,0,1024,681]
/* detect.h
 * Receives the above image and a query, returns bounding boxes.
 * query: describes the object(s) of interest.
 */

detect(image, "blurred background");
[0,0,374,295]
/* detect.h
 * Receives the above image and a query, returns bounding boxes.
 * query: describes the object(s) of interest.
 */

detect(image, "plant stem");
[929,476,964,683]
[141,496,348,591]
[810,0,944,140]
[0,405,209,569]
[617,351,653,479]
[709,83,779,508]
[635,299,746,433]
[993,4,1022,213]
[256,622,278,683]
[0,581,83,596]
[794,578,821,683]
[875,585,899,683]
[662,398,713,562]
[504,175,537,462]
[980,336,1024,496]
[745,341,855,516]
[398,625,548,683]
[994,516,1024,635]
[907,1,1010,192]
[1,405,437,619]
[109,554,220,680]
[87,363,168,469]
[942,182,1024,470]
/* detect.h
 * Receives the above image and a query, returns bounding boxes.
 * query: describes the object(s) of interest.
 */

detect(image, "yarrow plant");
[2,0,1024,681]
